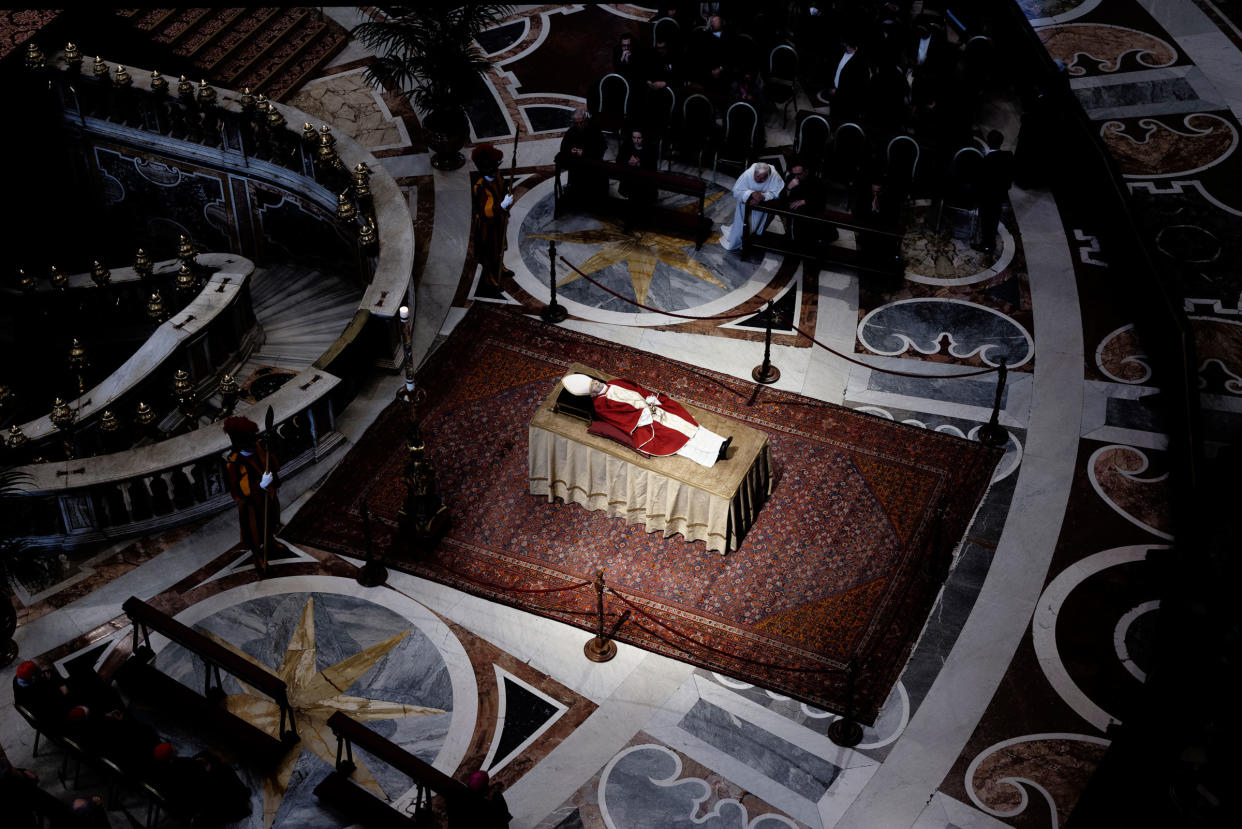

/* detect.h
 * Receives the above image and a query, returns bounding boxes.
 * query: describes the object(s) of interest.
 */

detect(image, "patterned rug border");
[287,305,1000,721]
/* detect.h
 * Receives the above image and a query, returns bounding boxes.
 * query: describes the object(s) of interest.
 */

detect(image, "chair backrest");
[768,44,797,82]
[683,93,715,131]
[724,101,758,148]
[832,121,868,182]
[649,85,677,133]
[948,145,984,198]
[950,145,984,177]
[653,16,679,47]
[597,73,630,116]
[835,122,866,155]
[796,114,831,157]
[735,32,759,73]
[887,134,919,184]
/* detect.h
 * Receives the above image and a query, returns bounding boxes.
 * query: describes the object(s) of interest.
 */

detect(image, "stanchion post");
[540,239,568,323]
[827,664,864,747]
[355,500,387,587]
[751,300,781,384]
[978,360,1009,447]
[584,569,619,662]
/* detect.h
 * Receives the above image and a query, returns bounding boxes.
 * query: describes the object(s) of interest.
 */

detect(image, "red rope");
[555,255,1002,379]
[608,589,836,674]
[430,559,591,595]
[557,256,757,320]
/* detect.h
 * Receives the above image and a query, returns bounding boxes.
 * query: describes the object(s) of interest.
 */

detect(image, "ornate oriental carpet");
[285,306,1001,723]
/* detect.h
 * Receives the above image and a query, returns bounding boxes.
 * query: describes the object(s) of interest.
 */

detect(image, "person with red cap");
[471,142,514,288]
[223,415,282,574]
[13,660,75,727]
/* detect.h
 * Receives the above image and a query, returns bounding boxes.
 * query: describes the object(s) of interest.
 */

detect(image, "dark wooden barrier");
[121,596,297,745]
[554,155,711,249]
[316,711,479,829]
[742,200,905,278]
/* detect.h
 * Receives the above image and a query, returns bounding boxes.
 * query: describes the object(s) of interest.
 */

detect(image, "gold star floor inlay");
[201,597,444,827]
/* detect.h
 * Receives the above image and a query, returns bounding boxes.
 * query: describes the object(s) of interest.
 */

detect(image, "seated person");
[612,32,642,85]
[617,128,658,201]
[561,373,731,467]
[782,159,832,244]
[557,108,606,203]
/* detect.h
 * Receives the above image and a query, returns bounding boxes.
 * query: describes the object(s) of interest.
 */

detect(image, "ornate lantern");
[336,191,357,223]
[49,265,67,290]
[16,268,35,293]
[177,75,193,96]
[114,65,132,87]
[197,79,216,104]
[134,248,153,279]
[25,42,45,71]
[5,423,28,450]
[135,400,154,426]
[150,70,168,93]
[146,290,168,322]
[92,56,109,78]
[175,263,199,295]
[359,220,377,250]
[64,42,82,71]
[91,260,111,287]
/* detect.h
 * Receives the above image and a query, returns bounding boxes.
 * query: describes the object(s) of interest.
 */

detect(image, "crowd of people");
[11,659,251,827]
[565,1,1013,256]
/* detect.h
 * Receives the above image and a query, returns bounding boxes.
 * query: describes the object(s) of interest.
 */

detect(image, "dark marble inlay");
[466,72,511,140]
[477,20,525,55]
[552,808,586,829]
[677,698,839,800]
[858,300,1032,367]
[490,675,559,769]
[867,371,1009,410]
[602,743,803,828]
[732,285,797,331]
[1105,394,1167,433]
[526,106,573,133]
[1074,77,1200,112]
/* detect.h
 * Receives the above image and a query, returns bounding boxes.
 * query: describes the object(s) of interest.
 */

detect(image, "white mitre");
[561,373,595,395]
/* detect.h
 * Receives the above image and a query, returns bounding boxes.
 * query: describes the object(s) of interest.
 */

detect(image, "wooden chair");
[672,92,717,171]
[935,145,984,235]
[886,134,920,198]
[713,100,759,183]
[829,121,868,190]
[591,73,630,137]
[794,112,832,175]
[765,44,799,127]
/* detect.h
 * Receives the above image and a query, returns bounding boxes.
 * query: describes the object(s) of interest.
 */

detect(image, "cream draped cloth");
[719,163,785,250]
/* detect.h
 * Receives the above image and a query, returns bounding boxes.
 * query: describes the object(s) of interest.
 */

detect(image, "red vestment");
[591,378,700,456]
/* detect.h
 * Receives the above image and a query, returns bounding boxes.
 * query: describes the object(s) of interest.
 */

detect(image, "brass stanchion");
[977,360,1009,447]
[751,300,781,384]
[355,501,387,587]
[584,569,621,662]
[540,240,567,323]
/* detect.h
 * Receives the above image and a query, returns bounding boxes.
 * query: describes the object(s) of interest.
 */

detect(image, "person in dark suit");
[612,32,642,85]
[781,159,831,245]
[822,35,869,122]
[557,108,606,205]
[973,130,1015,255]
[617,128,659,201]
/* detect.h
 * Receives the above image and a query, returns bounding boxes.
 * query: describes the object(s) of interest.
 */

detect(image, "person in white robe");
[719,162,785,251]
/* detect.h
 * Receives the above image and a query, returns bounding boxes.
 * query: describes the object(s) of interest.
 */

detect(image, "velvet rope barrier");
[608,589,836,675]
[556,254,1003,379]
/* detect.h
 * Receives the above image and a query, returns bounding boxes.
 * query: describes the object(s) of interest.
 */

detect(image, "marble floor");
[2,3,1231,828]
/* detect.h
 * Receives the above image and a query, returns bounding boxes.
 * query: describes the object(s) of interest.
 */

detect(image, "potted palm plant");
[354,4,514,170]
